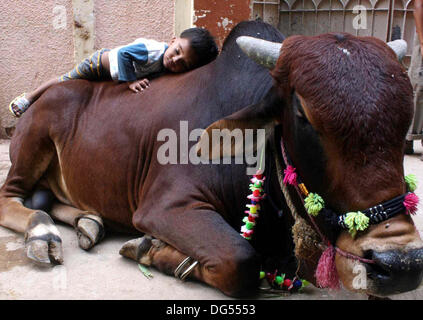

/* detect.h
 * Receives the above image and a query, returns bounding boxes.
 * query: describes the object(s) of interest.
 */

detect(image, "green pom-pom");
[354,212,369,230]
[344,211,369,238]
[245,222,254,230]
[275,276,283,285]
[405,174,418,192]
[300,279,310,290]
[304,193,325,216]
[259,271,265,280]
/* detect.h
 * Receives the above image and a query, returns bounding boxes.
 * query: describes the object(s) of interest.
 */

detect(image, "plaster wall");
[94,0,175,49]
[0,0,75,130]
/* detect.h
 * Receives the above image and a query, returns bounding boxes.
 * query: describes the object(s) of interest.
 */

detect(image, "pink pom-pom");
[315,246,340,290]
[404,193,419,215]
[283,165,298,186]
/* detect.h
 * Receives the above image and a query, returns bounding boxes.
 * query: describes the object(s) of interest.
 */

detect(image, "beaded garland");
[240,170,309,292]
[240,171,266,240]
[260,270,309,292]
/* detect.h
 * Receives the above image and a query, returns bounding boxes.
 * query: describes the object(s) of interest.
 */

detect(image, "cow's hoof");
[25,211,64,266]
[75,214,104,250]
[120,235,165,265]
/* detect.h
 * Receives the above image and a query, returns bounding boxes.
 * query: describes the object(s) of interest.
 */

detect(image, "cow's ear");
[196,96,280,160]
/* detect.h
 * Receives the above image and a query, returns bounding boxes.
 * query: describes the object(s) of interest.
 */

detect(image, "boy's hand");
[129,79,150,93]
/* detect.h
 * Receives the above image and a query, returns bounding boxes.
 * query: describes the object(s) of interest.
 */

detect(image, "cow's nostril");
[363,250,392,281]
[363,250,373,261]
[365,263,391,280]
[366,248,423,295]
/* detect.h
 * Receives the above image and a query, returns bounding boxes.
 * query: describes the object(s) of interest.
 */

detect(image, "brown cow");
[0,21,422,297]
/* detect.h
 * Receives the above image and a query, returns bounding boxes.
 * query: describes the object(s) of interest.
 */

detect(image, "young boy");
[9,27,218,117]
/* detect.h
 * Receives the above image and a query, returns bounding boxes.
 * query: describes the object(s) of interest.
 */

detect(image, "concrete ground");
[0,139,423,300]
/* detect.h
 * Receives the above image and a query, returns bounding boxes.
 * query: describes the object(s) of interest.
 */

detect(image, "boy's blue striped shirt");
[109,38,169,81]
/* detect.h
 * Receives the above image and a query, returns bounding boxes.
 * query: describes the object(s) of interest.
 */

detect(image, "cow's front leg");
[50,203,104,250]
[120,235,203,280]
[120,235,164,266]
[25,211,63,265]
[128,208,260,297]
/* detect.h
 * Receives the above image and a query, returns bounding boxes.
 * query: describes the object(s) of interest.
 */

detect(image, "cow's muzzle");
[364,248,423,295]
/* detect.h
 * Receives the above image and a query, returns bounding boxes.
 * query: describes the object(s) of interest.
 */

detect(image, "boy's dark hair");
[180,27,219,68]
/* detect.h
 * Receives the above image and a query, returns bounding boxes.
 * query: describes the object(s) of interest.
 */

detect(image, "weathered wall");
[193,0,251,48]
[0,0,176,137]
[95,0,175,48]
[0,0,75,132]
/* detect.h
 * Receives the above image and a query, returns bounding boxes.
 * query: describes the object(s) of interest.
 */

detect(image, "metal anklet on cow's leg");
[74,214,104,250]
[24,211,63,266]
[174,257,199,281]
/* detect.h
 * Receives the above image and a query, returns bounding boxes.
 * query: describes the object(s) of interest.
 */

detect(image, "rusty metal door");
[252,0,415,65]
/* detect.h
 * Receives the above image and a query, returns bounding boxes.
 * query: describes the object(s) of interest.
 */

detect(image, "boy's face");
[163,37,198,73]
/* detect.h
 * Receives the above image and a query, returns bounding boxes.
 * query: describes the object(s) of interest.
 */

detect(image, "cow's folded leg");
[131,208,261,297]
[25,211,63,265]
[50,203,104,250]
[120,235,165,266]
[120,235,202,280]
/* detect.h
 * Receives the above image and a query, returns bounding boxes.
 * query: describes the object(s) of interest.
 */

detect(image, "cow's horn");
[387,39,407,61]
[236,36,282,69]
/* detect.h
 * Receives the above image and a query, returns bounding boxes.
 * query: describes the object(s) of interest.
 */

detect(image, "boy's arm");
[415,0,423,56]
[116,43,149,82]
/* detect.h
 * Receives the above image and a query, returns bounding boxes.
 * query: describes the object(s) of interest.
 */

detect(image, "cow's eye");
[295,107,305,119]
